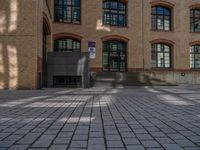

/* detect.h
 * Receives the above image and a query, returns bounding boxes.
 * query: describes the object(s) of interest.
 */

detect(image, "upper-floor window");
[190,9,200,32]
[151,6,172,31]
[54,38,81,52]
[55,0,81,24]
[103,0,127,27]
[152,43,171,68]
[190,45,200,69]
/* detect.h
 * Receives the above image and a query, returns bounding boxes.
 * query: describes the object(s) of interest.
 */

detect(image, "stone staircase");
[90,72,175,87]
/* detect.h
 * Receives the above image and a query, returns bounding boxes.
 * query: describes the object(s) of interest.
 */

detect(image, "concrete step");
[91,72,175,87]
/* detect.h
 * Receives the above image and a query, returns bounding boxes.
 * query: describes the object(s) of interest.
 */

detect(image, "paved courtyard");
[0,86,200,150]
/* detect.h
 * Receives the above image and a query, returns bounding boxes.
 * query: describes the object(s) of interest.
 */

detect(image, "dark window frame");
[190,45,200,69]
[103,0,127,27]
[54,0,81,24]
[103,40,127,72]
[54,38,81,52]
[151,6,172,31]
[151,43,172,68]
[190,9,200,32]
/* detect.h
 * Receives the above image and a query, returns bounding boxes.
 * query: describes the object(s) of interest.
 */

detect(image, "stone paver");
[0,86,200,149]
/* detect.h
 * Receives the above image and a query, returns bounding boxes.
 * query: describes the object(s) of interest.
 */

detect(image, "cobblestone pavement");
[0,86,200,150]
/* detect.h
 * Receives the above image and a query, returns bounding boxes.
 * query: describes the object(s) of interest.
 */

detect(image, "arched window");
[103,40,127,72]
[152,43,171,68]
[151,6,172,31]
[190,9,200,32]
[54,38,81,52]
[55,0,81,24]
[190,45,200,69]
[103,0,127,27]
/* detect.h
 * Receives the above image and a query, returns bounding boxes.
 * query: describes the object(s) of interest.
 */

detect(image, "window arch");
[151,43,171,68]
[151,6,172,31]
[103,0,127,27]
[190,9,200,32]
[54,0,81,24]
[103,40,127,72]
[54,38,81,52]
[190,45,200,69]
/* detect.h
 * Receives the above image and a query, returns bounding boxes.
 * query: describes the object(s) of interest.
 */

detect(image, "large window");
[55,0,80,24]
[103,0,127,27]
[190,45,200,69]
[103,40,127,72]
[151,6,171,31]
[54,38,81,52]
[152,43,171,68]
[190,9,200,32]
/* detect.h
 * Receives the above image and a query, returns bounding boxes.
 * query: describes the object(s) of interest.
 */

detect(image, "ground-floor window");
[190,45,200,69]
[103,40,127,72]
[54,38,81,52]
[151,43,171,68]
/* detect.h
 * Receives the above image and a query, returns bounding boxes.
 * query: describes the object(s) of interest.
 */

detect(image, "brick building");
[0,0,200,89]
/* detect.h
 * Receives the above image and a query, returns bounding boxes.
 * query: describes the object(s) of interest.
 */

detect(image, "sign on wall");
[88,41,96,59]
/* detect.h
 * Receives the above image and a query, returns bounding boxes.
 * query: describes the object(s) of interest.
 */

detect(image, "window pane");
[152,43,171,68]
[103,0,127,27]
[191,9,200,32]
[151,6,171,31]
[190,45,200,68]
[54,38,81,52]
[55,0,80,23]
[103,41,127,72]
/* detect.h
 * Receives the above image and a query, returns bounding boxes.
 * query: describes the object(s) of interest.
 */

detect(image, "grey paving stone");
[72,134,88,140]
[162,144,184,150]
[141,140,161,148]
[107,148,125,150]
[5,134,24,141]
[146,148,164,150]
[31,135,56,148]
[168,133,186,140]
[0,87,200,149]
[188,136,200,143]
[88,138,104,144]
[28,148,47,150]
[67,148,87,150]
[133,129,148,134]
[120,132,135,138]
[136,134,154,140]
[44,129,59,135]
[155,137,175,144]
[150,131,166,137]
[74,130,88,135]
[106,134,121,141]
[53,138,70,144]
[14,129,30,135]
[107,141,124,148]
[0,133,10,138]
[87,145,106,150]
[0,141,15,148]
[175,139,196,147]
[184,148,200,150]
[89,132,104,137]
[8,145,29,150]
[123,138,140,145]
[57,132,73,138]
[49,145,68,150]
[17,137,37,144]
[70,141,87,148]
[126,145,145,150]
